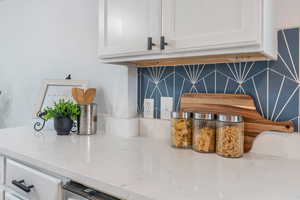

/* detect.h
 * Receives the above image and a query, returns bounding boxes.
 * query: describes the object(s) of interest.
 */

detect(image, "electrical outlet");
[143,99,154,118]
[160,97,173,120]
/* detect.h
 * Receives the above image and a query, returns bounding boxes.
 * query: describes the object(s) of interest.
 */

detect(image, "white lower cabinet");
[5,159,62,200]
[4,192,25,200]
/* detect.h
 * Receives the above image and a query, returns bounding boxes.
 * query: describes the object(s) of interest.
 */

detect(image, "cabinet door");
[6,159,62,200]
[99,0,161,58]
[162,0,262,53]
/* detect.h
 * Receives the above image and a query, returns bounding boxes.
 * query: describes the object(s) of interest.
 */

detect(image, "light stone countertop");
[0,127,299,200]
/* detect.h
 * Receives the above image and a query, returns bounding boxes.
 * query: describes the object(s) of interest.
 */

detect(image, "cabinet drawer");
[4,192,25,200]
[6,159,62,200]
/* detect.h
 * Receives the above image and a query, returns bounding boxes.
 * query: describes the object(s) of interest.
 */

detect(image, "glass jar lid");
[171,112,192,119]
[194,113,215,120]
[217,114,243,123]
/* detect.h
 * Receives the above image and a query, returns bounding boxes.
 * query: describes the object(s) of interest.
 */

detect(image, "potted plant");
[44,99,80,135]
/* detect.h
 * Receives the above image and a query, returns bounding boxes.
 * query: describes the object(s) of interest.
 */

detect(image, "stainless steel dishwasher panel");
[63,181,121,200]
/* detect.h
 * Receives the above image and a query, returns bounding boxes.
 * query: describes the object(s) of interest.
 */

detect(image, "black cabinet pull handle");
[160,36,168,50]
[147,37,156,50]
[12,179,34,193]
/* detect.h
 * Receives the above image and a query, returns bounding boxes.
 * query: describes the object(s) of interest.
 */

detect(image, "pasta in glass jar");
[216,114,244,158]
[171,112,192,148]
[193,113,216,153]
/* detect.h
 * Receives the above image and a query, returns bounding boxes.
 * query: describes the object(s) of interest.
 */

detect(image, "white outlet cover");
[160,97,173,120]
[143,99,154,118]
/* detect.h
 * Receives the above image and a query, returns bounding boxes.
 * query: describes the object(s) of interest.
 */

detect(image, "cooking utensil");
[72,88,96,105]
[83,88,96,105]
[72,88,85,104]
[180,93,294,153]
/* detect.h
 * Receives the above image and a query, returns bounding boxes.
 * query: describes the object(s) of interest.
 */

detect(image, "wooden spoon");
[72,88,80,103]
[72,88,85,104]
[84,88,96,104]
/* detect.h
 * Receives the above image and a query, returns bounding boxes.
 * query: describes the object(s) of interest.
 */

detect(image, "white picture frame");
[34,80,88,118]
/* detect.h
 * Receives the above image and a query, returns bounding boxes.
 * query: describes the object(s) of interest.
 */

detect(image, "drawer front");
[6,159,62,200]
[4,192,25,200]
[0,156,4,184]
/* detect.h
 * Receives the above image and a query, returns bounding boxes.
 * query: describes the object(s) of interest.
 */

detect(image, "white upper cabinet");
[99,0,276,65]
[98,0,162,58]
[162,0,261,53]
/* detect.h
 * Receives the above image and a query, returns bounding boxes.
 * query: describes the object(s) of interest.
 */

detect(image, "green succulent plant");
[44,99,80,121]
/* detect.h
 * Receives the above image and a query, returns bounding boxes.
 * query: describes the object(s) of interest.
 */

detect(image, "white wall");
[0,0,137,129]
[275,0,300,29]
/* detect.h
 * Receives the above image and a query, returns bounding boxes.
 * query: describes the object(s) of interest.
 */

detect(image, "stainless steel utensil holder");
[78,104,97,135]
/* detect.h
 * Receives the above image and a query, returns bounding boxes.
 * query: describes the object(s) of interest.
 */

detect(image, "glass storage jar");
[171,112,192,148]
[216,114,244,158]
[192,113,216,153]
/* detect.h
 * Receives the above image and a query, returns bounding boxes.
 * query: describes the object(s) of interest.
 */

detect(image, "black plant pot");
[54,117,73,135]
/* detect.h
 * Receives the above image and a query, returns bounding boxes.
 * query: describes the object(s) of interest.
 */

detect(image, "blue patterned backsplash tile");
[138,28,300,131]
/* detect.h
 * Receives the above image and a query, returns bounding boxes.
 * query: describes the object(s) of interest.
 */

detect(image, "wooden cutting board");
[180,93,294,153]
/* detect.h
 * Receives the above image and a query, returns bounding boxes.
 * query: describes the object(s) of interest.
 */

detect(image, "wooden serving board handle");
[180,93,294,153]
[243,119,294,153]
[244,119,294,136]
